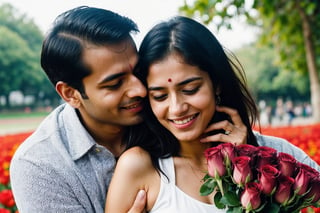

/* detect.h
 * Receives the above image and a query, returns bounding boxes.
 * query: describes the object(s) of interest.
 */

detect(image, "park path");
[0,116,45,135]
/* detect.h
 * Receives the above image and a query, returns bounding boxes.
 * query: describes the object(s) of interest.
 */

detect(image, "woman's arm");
[105,146,158,213]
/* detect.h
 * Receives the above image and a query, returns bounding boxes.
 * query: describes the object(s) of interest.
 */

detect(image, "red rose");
[305,177,320,203]
[293,166,312,195]
[232,156,252,186]
[259,164,280,195]
[241,182,262,210]
[298,163,319,179]
[256,146,277,168]
[278,152,296,177]
[274,175,294,204]
[205,147,226,178]
[218,143,237,163]
[0,189,15,208]
[236,144,258,157]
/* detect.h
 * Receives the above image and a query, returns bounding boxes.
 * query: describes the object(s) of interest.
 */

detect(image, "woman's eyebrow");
[148,77,203,91]
[177,77,203,86]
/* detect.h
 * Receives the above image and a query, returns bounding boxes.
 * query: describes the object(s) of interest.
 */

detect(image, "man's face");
[77,39,147,131]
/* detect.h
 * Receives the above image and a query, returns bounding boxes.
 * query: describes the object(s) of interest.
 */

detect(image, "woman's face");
[147,54,216,142]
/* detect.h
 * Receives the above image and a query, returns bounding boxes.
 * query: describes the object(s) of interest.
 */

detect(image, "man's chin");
[124,116,144,126]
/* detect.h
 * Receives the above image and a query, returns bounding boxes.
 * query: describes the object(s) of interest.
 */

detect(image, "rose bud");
[218,142,237,162]
[256,146,277,169]
[294,166,312,195]
[298,163,319,179]
[217,143,237,170]
[274,175,294,204]
[259,164,280,195]
[204,147,226,178]
[233,156,252,186]
[241,182,262,210]
[278,152,296,177]
[236,144,258,157]
[305,177,320,203]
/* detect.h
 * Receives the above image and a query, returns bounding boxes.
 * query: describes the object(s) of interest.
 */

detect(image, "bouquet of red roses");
[201,143,320,213]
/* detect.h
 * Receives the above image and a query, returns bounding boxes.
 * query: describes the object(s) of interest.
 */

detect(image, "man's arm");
[10,158,89,212]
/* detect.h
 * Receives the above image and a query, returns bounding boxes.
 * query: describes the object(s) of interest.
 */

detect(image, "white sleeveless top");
[149,157,226,213]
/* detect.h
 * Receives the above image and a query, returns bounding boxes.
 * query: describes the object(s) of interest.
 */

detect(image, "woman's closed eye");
[151,93,167,101]
[150,86,200,101]
[182,86,200,95]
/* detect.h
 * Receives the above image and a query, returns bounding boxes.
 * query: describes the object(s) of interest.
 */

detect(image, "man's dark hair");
[41,6,139,94]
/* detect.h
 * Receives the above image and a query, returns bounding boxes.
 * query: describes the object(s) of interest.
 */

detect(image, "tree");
[0,26,34,108]
[236,44,309,103]
[179,0,320,122]
[0,3,59,109]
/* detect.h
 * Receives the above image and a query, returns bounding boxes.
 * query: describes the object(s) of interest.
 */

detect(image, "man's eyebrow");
[98,72,126,84]
[148,77,203,91]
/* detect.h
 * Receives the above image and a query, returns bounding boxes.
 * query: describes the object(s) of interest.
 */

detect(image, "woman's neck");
[179,139,211,162]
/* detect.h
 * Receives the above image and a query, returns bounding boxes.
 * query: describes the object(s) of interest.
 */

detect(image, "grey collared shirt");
[10,104,116,213]
[255,131,320,172]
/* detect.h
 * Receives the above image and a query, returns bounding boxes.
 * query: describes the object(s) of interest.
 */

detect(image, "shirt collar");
[62,104,96,160]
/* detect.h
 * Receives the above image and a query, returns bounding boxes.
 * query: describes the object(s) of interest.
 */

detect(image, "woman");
[105,16,320,213]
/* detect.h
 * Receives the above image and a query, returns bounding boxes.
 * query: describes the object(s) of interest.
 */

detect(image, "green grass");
[0,111,49,119]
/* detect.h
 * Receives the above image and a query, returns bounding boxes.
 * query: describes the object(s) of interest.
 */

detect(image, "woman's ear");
[215,86,221,96]
[215,86,221,105]
[55,81,81,108]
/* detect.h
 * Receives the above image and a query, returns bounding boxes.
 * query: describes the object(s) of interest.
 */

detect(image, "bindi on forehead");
[168,78,172,83]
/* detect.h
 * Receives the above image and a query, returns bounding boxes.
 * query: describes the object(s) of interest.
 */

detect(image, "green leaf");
[200,179,217,196]
[214,191,226,209]
[227,206,243,213]
[220,191,241,206]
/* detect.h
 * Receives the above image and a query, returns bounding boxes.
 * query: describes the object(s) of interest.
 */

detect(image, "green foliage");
[0,3,59,109]
[235,44,310,101]
[179,0,320,121]
[0,25,33,96]
[179,0,319,76]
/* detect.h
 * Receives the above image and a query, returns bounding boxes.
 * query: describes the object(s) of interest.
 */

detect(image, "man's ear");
[56,81,81,108]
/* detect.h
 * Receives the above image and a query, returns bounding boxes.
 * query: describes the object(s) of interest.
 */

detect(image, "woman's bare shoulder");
[116,146,154,177]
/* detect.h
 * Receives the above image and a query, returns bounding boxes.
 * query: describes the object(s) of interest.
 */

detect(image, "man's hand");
[127,190,147,213]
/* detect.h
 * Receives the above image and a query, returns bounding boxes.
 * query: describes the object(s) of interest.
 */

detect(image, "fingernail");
[137,190,146,199]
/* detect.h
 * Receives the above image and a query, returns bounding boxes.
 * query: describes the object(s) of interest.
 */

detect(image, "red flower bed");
[0,132,32,213]
[1,124,320,212]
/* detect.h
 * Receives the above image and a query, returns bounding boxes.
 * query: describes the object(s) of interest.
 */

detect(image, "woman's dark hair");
[126,16,259,171]
[40,6,139,95]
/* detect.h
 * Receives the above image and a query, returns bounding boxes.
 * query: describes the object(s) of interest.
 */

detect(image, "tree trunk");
[298,5,320,123]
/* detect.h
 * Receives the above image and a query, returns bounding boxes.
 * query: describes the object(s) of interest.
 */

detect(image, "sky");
[0,0,258,50]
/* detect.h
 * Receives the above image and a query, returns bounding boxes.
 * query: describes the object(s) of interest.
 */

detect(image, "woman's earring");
[216,94,221,105]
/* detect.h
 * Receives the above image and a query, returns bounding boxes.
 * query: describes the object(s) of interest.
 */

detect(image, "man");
[10,6,146,212]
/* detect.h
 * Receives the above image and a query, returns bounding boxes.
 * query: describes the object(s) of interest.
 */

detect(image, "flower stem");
[217,179,224,196]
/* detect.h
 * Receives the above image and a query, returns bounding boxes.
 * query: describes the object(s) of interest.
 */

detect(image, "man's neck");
[76,109,126,157]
